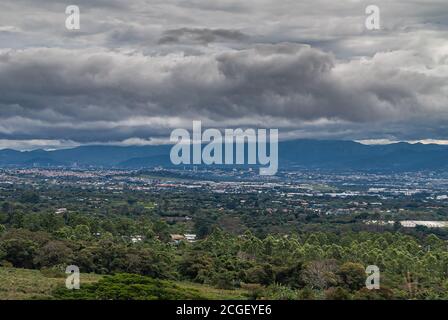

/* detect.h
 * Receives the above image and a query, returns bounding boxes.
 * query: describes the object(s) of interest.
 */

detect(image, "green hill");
[0,268,248,300]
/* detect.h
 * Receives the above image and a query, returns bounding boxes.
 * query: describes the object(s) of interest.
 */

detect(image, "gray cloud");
[0,0,447,148]
[0,42,446,144]
[159,28,249,45]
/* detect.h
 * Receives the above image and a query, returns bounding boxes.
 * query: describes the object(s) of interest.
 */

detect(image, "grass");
[0,267,248,300]
[176,282,249,300]
[0,267,101,300]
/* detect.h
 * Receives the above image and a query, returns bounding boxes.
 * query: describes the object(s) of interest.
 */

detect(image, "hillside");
[0,267,101,300]
[0,268,248,300]
[0,140,447,172]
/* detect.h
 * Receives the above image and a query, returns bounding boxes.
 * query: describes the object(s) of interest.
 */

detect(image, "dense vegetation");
[1,186,448,300]
[1,225,448,299]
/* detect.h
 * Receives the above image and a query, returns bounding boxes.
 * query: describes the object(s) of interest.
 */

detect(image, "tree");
[337,262,366,291]
[74,224,91,241]
[178,252,213,282]
[354,287,394,300]
[194,216,214,239]
[152,220,170,242]
[20,191,40,204]
[0,238,38,268]
[274,262,304,288]
[301,260,338,290]
[325,287,351,300]
[246,263,275,285]
[213,270,237,290]
[34,240,74,268]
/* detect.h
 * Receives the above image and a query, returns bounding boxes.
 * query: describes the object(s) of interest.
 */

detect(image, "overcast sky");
[0,0,447,150]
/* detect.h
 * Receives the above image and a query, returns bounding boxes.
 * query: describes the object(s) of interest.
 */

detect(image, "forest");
[1,185,448,300]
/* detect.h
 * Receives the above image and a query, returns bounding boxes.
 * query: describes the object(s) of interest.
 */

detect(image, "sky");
[0,0,447,150]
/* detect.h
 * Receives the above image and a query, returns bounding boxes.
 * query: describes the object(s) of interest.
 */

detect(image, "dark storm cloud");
[0,0,447,148]
[0,42,446,145]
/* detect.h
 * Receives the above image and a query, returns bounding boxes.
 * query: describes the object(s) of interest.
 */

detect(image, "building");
[184,234,197,242]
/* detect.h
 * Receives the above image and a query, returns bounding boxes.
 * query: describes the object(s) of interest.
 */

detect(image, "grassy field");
[176,282,248,300]
[0,267,101,300]
[0,267,248,300]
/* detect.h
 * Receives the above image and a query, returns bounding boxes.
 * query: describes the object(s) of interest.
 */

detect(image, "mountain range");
[0,140,447,172]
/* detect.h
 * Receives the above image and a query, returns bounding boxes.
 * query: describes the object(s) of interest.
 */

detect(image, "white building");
[184,234,197,242]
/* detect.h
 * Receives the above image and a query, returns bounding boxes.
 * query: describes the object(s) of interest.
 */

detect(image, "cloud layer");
[0,0,447,149]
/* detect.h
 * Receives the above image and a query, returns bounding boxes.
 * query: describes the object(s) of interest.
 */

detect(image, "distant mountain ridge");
[0,140,447,172]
